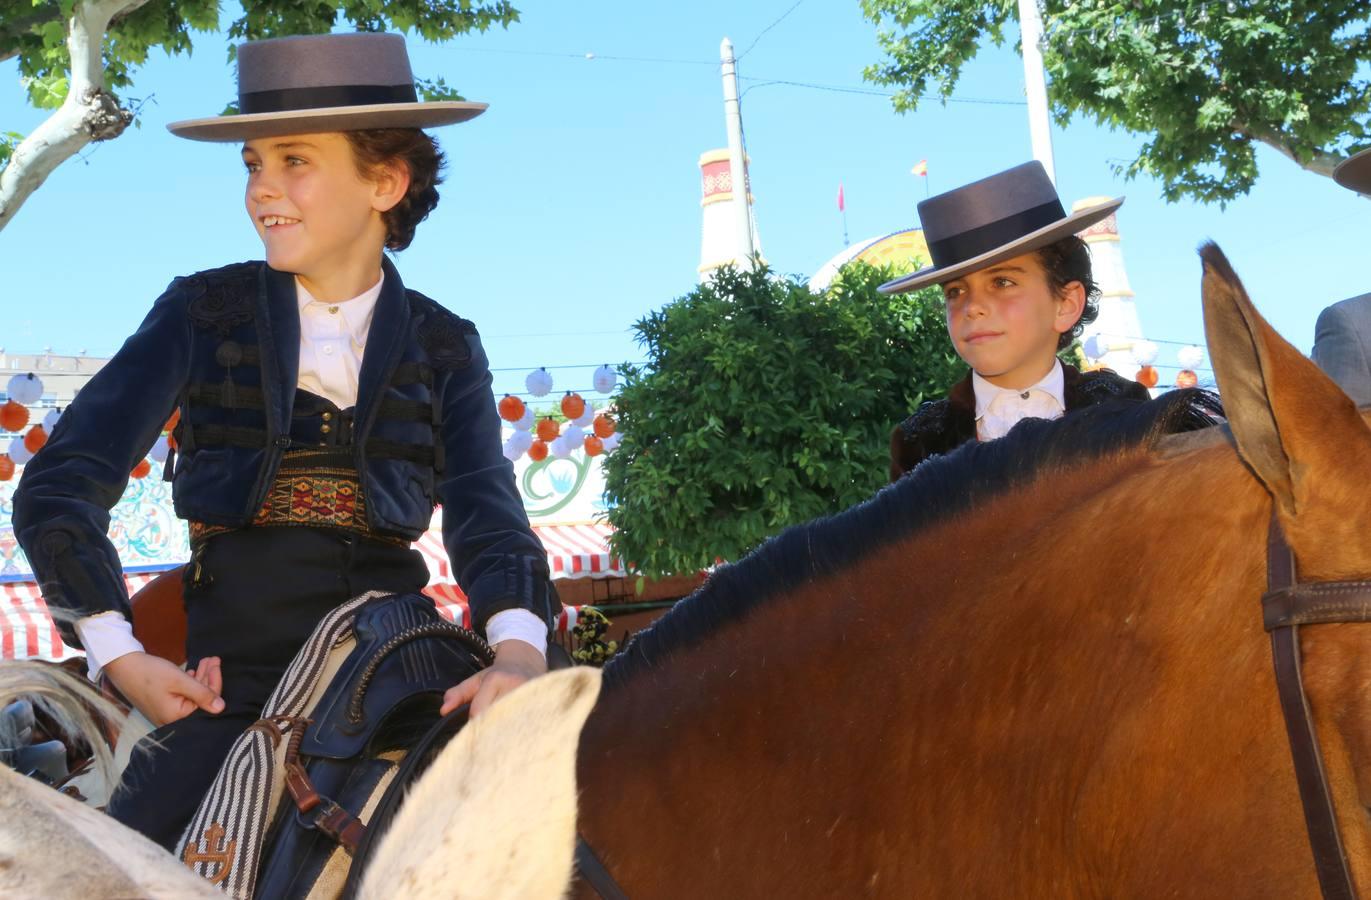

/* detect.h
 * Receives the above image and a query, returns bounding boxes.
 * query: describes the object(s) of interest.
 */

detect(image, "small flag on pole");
[911,159,928,177]
[837,183,845,212]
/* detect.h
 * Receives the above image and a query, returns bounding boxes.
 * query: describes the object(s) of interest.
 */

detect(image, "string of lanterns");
[498,365,621,462]
[1081,335,1207,390]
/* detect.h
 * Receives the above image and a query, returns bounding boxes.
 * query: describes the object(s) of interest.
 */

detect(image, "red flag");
[837,183,845,212]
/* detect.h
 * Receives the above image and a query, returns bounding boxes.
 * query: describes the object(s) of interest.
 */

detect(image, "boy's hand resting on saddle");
[104,652,225,727]
[440,639,547,719]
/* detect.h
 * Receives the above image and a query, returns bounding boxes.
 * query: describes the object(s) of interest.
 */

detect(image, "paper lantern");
[6,373,43,405]
[1135,366,1159,388]
[505,429,533,457]
[512,406,535,431]
[1131,340,1159,367]
[0,455,12,481]
[131,459,152,479]
[573,404,597,428]
[150,435,171,463]
[592,415,616,439]
[551,435,575,459]
[165,408,181,434]
[0,401,29,433]
[23,425,46,454]
[528,440,549,462]
[1082,334,1105,361]
[501,439,523,462]
[593,364,617,394]
[561,392,586,420]
[525,367,553,397]
[1177,345,1206,370]
[42,408,61,432]
[584,435,604,457]
[561,425,586,447]
[8,436,33,465]
[536,417,559,443]
[600,432,621,453]
[497,394,527,423]
[1175,369,1199,389]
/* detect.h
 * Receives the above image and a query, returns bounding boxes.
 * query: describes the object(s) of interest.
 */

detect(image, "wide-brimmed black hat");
[878,161,1123,295]
[167,32,486,142]
[1334,148,1371,194]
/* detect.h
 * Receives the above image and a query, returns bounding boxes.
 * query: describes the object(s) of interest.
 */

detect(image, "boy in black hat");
[13,32,554,847]
[883,161,1152,480]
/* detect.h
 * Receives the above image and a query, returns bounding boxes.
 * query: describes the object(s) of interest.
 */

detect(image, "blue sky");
[2,1,1368,399]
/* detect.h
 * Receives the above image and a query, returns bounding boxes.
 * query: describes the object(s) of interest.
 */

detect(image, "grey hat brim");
[167,101,487,142]
[1334,148,1371,194]
[878,196,1124,295]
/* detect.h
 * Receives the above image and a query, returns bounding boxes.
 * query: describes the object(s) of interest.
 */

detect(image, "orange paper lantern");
[535,417,559,443]
[0,400,29,433]
[584,435,604,457]
[592,414,616,438]
[131,459,152,479]
[167,431,178,451]
[23,425,46,453]
[497,394,526,422]
[528,440,549,462]
[165,408,181,433]
[561,392,586,420]
[0,455,13,481]
[1135,366,1159,389]
[1175,369,1198,389]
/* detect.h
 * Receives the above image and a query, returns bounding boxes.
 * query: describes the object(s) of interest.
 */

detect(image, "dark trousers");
[106,526,428,850]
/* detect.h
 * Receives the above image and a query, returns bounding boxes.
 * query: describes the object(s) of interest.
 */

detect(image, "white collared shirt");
[75,273,545,678]
[972,360,1066,442]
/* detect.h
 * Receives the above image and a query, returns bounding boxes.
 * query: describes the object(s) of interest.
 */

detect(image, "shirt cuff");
[484,608,549,658]
[74,611,145,682]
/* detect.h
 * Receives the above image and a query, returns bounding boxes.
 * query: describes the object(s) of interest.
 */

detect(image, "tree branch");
[0,0,151,232]
[1232,120,1345,180]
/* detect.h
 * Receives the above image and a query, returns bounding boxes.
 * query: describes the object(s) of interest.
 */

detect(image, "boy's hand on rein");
[440,640,547,719]
[105,652,225,727]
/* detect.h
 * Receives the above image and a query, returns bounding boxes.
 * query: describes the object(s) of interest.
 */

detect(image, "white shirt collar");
[295,273,384,346]
[972,359,1066,421]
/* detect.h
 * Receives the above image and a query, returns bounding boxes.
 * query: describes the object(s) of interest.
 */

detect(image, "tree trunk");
[0,0,150,233]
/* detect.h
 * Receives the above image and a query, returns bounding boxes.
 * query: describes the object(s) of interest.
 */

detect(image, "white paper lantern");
[1131,340,1159,367]
[149,435,171,463]
[592,364,617,394]
[512,405,535,431]
[1082,334,1105,361]
[551,435,575,459]
[1177,345,1206,369]
[42,408,61,432]
[505,429,533,456]
[6,373,43,405]
[525,367,554,397]
[573,404,597,428]
[561,425,586,447]
[7,436,32,465]
[600,432,621,453]
[501,438,523,462]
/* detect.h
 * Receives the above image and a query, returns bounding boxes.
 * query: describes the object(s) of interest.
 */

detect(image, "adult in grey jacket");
[1311,148,1371,402]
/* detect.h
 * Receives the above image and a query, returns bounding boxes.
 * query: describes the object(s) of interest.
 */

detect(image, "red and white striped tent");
[1,522,622,661]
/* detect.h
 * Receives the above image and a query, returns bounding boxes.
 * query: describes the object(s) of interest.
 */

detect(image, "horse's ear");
[1201,242,1371,554]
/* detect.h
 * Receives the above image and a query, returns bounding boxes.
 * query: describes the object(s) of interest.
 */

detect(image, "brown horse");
[574,244,1371,898]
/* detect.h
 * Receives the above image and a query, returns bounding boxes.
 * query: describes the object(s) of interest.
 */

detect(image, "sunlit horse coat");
[888,364,1153,481]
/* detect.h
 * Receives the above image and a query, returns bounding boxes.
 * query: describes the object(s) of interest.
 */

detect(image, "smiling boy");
[883,162,1152,480]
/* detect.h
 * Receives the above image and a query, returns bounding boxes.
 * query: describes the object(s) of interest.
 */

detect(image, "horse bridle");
[578,512,1369,900]
[1266,512,1371,900]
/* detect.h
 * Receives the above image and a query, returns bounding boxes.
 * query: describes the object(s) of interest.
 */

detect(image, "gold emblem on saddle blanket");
[183,821,237,885]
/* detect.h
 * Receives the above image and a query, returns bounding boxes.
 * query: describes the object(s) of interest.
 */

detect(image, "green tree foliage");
[603,262,962,577]
[861,0,1371,204]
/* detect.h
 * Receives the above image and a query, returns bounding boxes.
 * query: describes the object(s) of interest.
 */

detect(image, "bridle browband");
[1266,512,1368,900]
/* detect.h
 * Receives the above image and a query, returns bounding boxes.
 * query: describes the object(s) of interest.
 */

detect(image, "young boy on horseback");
[883,161,1151,480]
[12,32,553,849]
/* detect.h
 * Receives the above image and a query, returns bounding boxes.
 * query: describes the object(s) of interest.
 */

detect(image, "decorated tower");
[1073,197,1150,378]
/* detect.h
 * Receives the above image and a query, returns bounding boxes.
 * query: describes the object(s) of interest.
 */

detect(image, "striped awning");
[414,522,624,582]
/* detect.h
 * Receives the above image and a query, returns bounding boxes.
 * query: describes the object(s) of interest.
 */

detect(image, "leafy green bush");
[603,261,962,577]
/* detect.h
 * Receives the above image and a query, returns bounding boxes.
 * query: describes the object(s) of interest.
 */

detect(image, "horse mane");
[603,389,1224,690]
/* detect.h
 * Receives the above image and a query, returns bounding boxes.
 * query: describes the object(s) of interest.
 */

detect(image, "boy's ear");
[1053,280,1086,336]
[372,160,411,214]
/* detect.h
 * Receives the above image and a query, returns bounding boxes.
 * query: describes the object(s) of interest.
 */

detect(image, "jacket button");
[215,341,243,367]
[321,424,331,434]
[274,436,291,449]
[322,412,332,422]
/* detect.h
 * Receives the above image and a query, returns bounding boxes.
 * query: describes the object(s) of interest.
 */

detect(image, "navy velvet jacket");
[13,258,554,646]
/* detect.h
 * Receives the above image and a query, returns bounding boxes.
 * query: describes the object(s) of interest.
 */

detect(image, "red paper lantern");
[1175,369,1198,389]
[528,440,549,462]
[131,459,152,479]
[0,400,29,433]
[23,425,46,454]
[561,392,586,420]
[0,455,13,481]
[592,414,616,439]
[583,435,604,457]
[497,394,526,422]
[1135,366,1159,389]
[165,408,181,433]
[535,417,559,442]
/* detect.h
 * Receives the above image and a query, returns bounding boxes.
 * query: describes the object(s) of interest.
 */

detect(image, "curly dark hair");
[1036,235,1100,351]
[343,129,446,252]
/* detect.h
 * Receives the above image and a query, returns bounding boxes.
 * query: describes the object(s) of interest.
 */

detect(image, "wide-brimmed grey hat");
[167,32,486,142]
[1334,148,1371,194]
[878,161,1123,295]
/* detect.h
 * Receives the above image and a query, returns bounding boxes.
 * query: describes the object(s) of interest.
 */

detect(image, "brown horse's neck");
[576,434,1329,897]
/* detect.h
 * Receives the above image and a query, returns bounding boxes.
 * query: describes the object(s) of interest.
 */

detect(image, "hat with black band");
[878,161,1123,295]
[1334,148,1371,195]
[168,32,486,142]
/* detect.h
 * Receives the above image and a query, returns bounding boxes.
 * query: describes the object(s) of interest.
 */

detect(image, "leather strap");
[575,837,629,900]
[1265,514,1358,900]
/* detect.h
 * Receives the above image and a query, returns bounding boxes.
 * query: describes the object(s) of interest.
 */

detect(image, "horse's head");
[1203,242,1371,579]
